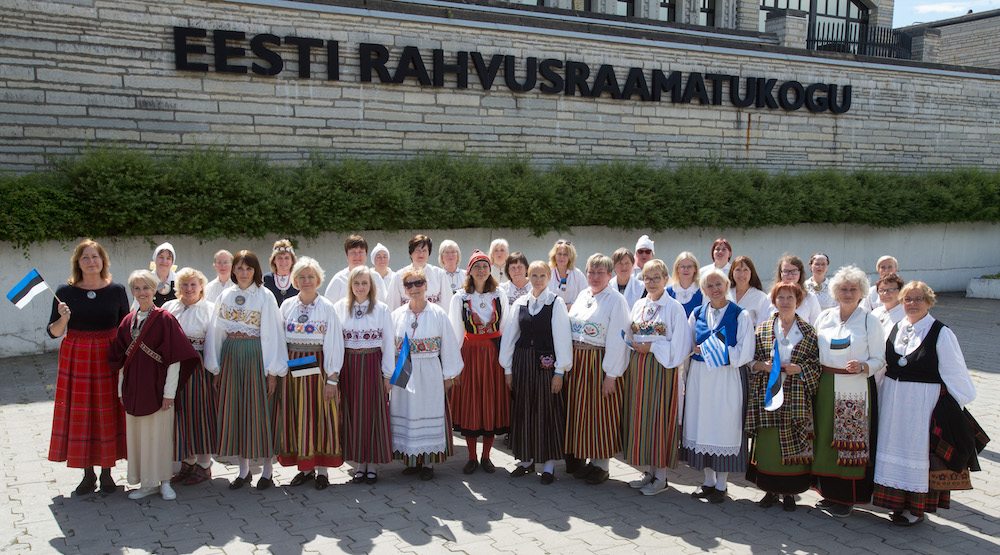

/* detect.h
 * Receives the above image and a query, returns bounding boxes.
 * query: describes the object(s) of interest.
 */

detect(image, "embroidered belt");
[821,365,852,375]
[346,347,380,354]
[572,341,603,350]
[288,343,321,353]
[227,332,256,339]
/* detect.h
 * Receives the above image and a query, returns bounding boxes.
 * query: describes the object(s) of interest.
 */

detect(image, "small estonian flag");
[764,336,784,411]
[7,269,49,309]
[700,328,730,367]
[287,355,320,377]
[391,333,414,391]
[830,336,851,350]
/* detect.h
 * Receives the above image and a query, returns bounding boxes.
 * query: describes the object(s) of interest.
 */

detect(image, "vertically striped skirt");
[450,335,510,437]
[216,338,274,459]
[48,328,126,468]
[622,351,680,468]
[565,346,624,460]
[508,345,566,463]
[276,346,342,470]
[174,357,217,461]
[341,348,392,464]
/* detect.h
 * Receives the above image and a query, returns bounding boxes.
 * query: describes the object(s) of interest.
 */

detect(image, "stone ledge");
[966,278,1000,299]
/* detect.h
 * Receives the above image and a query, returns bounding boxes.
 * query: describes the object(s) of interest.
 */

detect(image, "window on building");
[700,0,716,27]
[758,0,870,44]
[658,0,676,21]
[617,0,636,17]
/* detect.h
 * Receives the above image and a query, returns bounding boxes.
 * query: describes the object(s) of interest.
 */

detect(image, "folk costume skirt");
[747,428,812,494]
[341,347,392,464]
[276,346,342,470]
[48,328,127,468]
[390,355,454,466]
[450,334,510,437]
[622,351,680,469]
[811,374,878,505]
[565,345,624,460]
[216,338,274,460]
[508,344,566,463]
[126,408,174,488]
[174,358,216,461]
[679,359,748,473]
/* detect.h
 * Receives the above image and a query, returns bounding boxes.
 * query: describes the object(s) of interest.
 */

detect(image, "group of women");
[44,235,983,528]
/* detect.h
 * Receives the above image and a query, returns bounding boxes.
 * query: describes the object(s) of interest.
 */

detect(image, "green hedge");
[2,146,998,249]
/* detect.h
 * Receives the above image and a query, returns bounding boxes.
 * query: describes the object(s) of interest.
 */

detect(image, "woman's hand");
[551,374,564,394]
[601,376,616,397]
[781,363,802,376]
[213,374,221,397]
[57,302,70,321]
[266,375,277,395]
[383,377,392,396]
[504,374,513,390]
[845,360,866,374]
[632,342,651,354]
[692,345,702,355]
[324,383,338,403]
[161,398,174,412]
[753,360,773,374]
[444,378,454,393]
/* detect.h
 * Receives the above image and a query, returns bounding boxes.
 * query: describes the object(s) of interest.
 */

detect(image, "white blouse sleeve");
[650,302,693,369]
[803,293,822,326]
[323,275,345,304]
[862,311,887,377]
[496,289,511,331]
[937,326,976,407]
[552,297,573,374]
[498,302,522,374]
[730,310,756,368]
[448,293,466,348]
[386,273,404,312]
[378,303,396,379]
[322,302,345,377]
[260,290,289,377]
[601,294,632,378]
[437,306,464,380]
[204,302,224,374]
[435,267,454,311]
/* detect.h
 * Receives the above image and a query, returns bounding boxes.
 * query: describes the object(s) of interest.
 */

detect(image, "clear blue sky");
[893,0,1000,27]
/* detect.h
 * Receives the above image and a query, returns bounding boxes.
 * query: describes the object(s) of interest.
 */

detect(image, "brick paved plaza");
[2,293,997,554]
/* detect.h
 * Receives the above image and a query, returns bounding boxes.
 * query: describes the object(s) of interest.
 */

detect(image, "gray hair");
[699,268,731,290]
[438,239,461,267]
[128,269,158,290]
[585,253,613,275]
[829,264,870,305]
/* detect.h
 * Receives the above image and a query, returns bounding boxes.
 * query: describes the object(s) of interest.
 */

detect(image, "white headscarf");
[150,241,178,284]
[370,242,389,265]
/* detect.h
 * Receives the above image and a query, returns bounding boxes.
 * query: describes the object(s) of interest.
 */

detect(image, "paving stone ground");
[1,293,997,554]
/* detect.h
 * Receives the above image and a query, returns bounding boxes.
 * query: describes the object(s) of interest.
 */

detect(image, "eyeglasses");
[403,279,426,289]
[902,296,926,304]
[642,275,663,284]
[678,264,696,271]
[878,288,899,294]
[586,270,608,276]
[214,261,232,266]
[781,269,800,275]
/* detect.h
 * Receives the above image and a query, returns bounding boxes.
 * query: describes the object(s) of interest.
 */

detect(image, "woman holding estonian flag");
[389,266,464,481]
[204,250,288,490]
[335,266,395,485]
[811,265,885,517]
[46,239,130,495]
[681,269,754,504]
[276,257,344,490]
[746,282,821,512]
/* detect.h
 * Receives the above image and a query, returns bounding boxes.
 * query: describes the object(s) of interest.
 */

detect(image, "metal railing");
[808,22,912,59]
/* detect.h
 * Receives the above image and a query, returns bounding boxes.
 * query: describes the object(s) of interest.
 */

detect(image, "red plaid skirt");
[48,329,127,468]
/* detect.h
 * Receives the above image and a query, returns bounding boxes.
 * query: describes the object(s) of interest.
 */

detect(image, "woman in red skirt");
[47,239,129,495]
[448,250,510,474]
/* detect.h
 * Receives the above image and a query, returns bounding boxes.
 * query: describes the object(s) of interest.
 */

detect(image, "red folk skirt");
[450,334,510,437]
[48,328,127,468]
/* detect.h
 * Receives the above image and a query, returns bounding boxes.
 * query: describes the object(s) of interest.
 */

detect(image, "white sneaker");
[160,483,176,500]
[128,487,158,500]
[640,478,669,496]
[629,472,653,489]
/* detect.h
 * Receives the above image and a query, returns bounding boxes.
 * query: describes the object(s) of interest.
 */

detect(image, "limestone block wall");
[934,15,1000,69]
[2,0,1000,173]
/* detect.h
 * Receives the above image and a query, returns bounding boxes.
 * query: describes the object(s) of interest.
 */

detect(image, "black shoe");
[99,469,116,494]
[540,472,554,485]
[229,474,252,490]
[352,471,366,484]
[75,469,97,496]
[366,471,378,485]
[827,503,852,517]
[289,470,315,487]
[890,512,925,527]
[815,498,836,509]
[402,464,423,476]
[314,475,330,490]
[573,462,595,480]
[420,466,434,481]
[510,464,535,478]
[691,485,717,499]
[463,459,479,474]
[709,489,727,504]
[782,495,797,512]
[256,476,274,490]
[585,467,610,485]
[480,457,496,474]
[757,492,778,509]
[564,456,582,475]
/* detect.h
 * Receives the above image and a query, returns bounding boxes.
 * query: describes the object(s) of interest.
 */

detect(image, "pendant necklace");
[86,291,97,300]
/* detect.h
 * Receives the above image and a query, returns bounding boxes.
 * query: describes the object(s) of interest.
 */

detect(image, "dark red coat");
[109,308,200,417]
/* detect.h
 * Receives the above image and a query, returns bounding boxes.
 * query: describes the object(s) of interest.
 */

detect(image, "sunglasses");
[556,240,572,246]
[403,279,426,289]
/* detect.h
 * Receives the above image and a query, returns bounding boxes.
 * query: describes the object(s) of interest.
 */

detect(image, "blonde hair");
[399,266,427,283]
[173,267,208,300]
[668,251,699,286]
[269,239,296,272]
[585,253,613,275]
[641,259,669,279]
[346,266,377,313]
[128,269,158,290]
[438,239,461,267]
[548,240,577,270]
[527,260,550,276]
[291,256,325,288]
[900,280,937,308]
